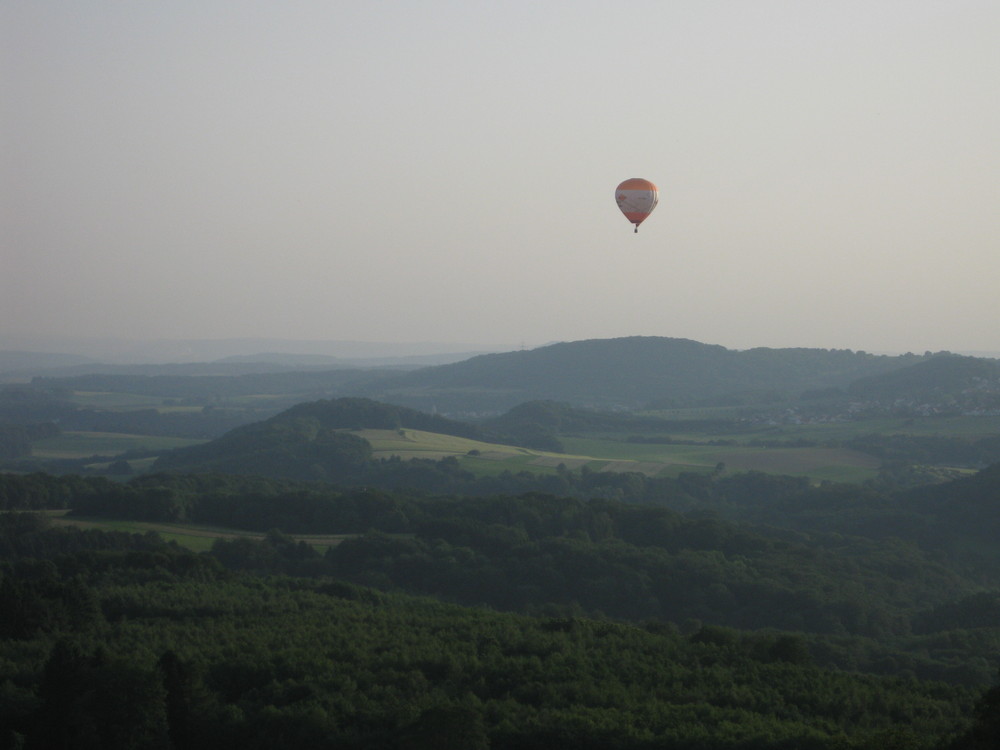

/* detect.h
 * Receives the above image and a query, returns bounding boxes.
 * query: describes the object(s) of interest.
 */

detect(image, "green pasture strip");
[720,447,880,480]
[718,446,880,471]
[362,429,621,478]
[451,453,534,477]
[362,428,885,483]
[31,431,205,459]
[50,515,353,553]
[706,421,900,445]
[362,428,548,464]
[70,391,171,409]
[224,394,299,406]
[468,454,560,476]
[50,517,152,534]
[361,428,533,456]
[372,431,717,480]
[560,437,728,465]
[565,413,1000,474]
[637,414,1000,444]
[882,414,1000,439]
[70,391,230,413]
[559,437,881,482]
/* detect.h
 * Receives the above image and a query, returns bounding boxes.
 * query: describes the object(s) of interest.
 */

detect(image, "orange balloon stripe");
[616,177,658,192]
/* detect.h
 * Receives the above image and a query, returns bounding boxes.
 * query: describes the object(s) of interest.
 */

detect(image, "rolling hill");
[152,397,487,481]
[144,393,885,489]
[358,337,931,414]
[848,353,1000,400]
[10,338,999,458]
[23,337,998,421]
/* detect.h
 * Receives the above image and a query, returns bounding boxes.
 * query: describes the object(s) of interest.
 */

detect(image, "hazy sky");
[3,1,999,355]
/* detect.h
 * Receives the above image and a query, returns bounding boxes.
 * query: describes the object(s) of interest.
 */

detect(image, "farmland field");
[70,391,173,409]
[359,429,883,482]
[31,431,204,459]
[358,428,520,460]
[641,412,1000,443]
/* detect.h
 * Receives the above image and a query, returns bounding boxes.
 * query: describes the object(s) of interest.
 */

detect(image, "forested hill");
[277,397,483,439]
[153,397,486,479]
[848,353,1000,399]
[361,337,928,413]
[19,338,995,421]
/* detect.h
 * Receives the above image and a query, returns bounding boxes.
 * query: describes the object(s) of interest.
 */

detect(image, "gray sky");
[3,1,999,355]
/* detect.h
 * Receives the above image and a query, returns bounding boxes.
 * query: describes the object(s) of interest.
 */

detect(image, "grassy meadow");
[357,429,882,483]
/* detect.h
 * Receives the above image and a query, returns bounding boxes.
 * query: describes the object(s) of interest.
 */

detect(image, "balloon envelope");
[615,178,658,231]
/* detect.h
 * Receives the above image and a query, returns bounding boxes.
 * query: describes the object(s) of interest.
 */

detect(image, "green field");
[560,437,881,482]
[359,429,883,483]
[360,413,1000,483]
[642,411,1000,443]
[31,431,205,459]
[69,389,296,412]
[70,391,181,410]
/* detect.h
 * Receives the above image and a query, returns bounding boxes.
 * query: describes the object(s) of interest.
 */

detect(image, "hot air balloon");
[615,178,658,233]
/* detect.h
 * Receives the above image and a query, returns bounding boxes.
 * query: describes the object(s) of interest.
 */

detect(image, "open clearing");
[360,429,882,483]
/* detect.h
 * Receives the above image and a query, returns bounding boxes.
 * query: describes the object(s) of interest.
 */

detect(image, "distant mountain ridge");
[360,336,934,413]
[19,336,997,418]
[0,351,98,380]
[0,336,500,366]
[0,350,488,381]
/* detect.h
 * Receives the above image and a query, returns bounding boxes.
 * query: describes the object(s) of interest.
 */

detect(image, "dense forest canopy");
[2,498,1000,748]
[5,464,1000,683]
